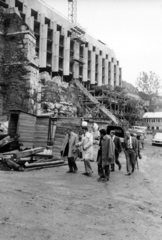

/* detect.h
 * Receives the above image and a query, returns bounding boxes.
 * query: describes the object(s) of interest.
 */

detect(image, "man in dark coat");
[123,131,138,176]
[62,128,78,173]
[110,130,122,171]
[97,129,115,182]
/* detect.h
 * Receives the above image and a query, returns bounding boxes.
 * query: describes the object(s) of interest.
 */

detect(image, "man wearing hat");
[110,130,122,171]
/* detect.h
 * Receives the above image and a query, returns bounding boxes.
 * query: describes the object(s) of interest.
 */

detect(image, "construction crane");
[67,0,77,24]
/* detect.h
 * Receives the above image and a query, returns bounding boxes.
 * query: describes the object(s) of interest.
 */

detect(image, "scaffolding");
[72,80,120,125]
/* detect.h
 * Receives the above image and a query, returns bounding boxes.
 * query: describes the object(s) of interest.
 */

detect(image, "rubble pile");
[40,72,83,117]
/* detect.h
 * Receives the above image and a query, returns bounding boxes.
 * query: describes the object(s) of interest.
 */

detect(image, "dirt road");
[0,136,162,240]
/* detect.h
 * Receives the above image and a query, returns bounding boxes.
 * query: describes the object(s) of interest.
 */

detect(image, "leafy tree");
[136,71,162,96]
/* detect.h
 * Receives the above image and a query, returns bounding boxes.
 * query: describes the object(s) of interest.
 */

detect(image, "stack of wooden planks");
[0,147,66,171]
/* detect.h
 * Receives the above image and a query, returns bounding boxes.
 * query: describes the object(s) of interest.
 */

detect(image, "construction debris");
[13,147,44,159]
[0,146,66,172]
[0,136,10,147]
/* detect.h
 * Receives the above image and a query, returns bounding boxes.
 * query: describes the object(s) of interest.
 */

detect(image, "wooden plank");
[33,142,47,147]
[25,163,67,171]
[33,139,47,142]
[35,127,48,131]
[19,123,36,128]
[18,117,36,121]
[19,128,35,133]
[33,153,53,158]
[19,129,35,134]
[14,147,44,158]
[0,136,10,146]
[2,150,19,155]
[25,160,64,167]
[34,137,48,141]
[34,132,48,136]
[36,119,49,125]
[35,126,48,131]
[34,135,48,138]
[19,136,35,140]
[35,133,48,136]
[19,112,36,120]
[18,118,36,124]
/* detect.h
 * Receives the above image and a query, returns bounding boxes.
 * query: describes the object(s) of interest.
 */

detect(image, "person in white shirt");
[76,126,93,176]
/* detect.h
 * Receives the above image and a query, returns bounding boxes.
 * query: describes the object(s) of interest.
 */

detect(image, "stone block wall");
[0,7,39,116]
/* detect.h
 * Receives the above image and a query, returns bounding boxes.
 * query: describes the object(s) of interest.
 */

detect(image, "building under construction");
[2,0,122,89]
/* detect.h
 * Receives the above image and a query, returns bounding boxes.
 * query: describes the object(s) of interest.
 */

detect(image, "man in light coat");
[76,126,93,176]
[123,131,138,176]
[97,129,115,182]
[62,128,78,173]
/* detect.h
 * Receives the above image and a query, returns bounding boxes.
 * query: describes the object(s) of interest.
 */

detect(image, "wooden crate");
[8,110,36,148]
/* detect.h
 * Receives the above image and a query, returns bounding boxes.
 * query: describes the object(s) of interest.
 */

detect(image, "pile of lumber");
[0,135,19,152]
[0,147,66,171]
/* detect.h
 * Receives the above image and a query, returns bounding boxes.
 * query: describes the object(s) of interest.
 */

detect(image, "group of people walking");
[61,124,142,182]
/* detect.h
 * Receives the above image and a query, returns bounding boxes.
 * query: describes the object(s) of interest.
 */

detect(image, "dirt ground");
[0,135,162,240]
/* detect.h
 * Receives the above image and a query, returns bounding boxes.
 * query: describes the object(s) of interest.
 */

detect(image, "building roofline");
[37,0,114,54]
[37,0,69,21]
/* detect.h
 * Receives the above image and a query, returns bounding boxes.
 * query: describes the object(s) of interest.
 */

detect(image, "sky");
[44,0,162,86]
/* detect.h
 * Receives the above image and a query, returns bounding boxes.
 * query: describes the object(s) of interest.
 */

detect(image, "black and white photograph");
[0,0,162,239]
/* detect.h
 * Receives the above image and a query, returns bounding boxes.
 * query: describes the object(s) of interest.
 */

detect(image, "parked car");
[107,125,125,143]
[132,126,147,138]
[128,128,143,138]
[152,132,162,146]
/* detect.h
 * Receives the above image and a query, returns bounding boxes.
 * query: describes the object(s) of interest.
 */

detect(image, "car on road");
[107,125,125,143]
[152,132,162,146]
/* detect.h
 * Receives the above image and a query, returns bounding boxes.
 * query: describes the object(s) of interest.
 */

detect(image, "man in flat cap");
[110,130,122,171]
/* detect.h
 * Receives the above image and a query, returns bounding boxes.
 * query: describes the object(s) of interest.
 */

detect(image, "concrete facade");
[2,0,122,88]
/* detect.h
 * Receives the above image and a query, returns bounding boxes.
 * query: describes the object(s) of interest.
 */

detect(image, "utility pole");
[67,0,77,24]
